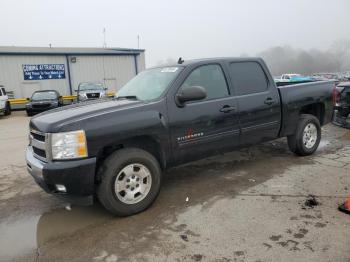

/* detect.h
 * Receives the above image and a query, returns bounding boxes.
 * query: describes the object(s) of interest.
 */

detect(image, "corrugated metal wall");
[0,53,145,98]
[68,55,141,92]
[0,55,70,98]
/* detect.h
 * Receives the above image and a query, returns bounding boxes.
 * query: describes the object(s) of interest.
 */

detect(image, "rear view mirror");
[176,86,207,106]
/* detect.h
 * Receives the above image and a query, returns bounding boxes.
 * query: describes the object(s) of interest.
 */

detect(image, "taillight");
[332,85,339,105]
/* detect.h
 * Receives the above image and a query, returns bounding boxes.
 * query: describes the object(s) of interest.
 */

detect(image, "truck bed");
[277,81,334,137]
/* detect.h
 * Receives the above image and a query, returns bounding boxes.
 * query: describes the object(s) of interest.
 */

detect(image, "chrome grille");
[30,129,48,162]
[86,93,100,99]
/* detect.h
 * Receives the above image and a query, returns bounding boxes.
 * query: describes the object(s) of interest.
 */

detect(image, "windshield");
[79,83,105,91]
[31,91,58,101]
[116,67,182,101]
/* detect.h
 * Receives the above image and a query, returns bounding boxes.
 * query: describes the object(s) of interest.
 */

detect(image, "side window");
[180,64,229,101]
[229,62,268,95]
[0,88,3,96]
[1,88,6,95]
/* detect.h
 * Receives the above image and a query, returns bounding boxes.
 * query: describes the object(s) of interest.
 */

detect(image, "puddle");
[317,140,331,150]
[342,131,350,140]
[0,204,113,261]
[0,215,39,261]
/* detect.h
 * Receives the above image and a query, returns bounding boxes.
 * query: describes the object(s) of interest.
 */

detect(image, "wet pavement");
[0,111,350,262]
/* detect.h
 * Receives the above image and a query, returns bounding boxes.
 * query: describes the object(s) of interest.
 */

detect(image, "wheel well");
[97,136,165,171]
[299,103,325,125]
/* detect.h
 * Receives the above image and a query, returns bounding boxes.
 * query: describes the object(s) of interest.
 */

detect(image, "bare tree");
[258,40,350,76]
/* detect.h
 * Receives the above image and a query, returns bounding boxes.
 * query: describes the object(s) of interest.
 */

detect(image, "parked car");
[0,86,11,116]
[333,82,350,127]
[277,74,313,83]
[26,57,335,216]
[76,82,107,102]
[26,90,63,116]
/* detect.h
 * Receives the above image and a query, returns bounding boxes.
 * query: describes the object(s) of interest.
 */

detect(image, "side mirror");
[176,86,207,107]
[26,98,30,101]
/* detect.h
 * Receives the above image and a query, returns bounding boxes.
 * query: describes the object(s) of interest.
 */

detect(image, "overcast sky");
[0,0,349,66]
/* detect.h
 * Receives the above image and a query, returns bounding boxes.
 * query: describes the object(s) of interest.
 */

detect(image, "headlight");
[51,130,88,160]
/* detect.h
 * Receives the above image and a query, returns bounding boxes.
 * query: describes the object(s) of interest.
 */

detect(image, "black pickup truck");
[26,58,335,216]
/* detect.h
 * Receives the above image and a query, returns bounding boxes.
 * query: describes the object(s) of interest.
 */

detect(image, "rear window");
[229,62,268,95]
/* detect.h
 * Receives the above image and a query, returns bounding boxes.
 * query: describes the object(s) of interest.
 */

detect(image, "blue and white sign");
[23,64,66,80]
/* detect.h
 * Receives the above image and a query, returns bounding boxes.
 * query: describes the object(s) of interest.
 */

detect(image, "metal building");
[0,46,145,100]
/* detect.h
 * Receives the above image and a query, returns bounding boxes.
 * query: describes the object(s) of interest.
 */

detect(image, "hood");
[30,99,142,133]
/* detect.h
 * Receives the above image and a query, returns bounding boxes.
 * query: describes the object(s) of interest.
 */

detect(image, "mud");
[303,195,320,209]
[1,111,350,261]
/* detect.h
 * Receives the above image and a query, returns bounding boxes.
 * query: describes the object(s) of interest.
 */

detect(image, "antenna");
[177,57,184,64]
[103,28,107,48]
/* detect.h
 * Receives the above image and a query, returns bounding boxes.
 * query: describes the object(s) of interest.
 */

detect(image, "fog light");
[56,184,66,193]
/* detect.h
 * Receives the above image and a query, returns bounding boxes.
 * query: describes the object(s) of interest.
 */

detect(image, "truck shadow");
[33,138,320,260]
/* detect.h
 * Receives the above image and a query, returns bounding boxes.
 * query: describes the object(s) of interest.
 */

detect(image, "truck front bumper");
[26,146,97,205]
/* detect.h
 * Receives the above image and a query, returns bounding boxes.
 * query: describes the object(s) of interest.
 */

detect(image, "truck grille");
[86,93,100,99]
[32,103,51,109]
[30,129,48,162]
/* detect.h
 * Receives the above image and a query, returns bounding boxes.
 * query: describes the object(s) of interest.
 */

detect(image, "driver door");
[167,63,240,164]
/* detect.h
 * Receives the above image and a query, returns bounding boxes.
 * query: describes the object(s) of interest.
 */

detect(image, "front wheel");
[287,114,321,156]
[97,148,162,216]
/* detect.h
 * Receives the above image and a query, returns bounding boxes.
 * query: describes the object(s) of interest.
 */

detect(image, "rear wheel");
[287,114,321,156]
[97,148,162,216]
[4,102,11,116]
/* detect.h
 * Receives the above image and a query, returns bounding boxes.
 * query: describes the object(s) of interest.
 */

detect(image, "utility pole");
[137,35,140,49]
[103,28,107,48]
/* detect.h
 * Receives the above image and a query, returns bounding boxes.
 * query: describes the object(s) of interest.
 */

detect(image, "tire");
[4,102,11,116]
[97,148,162,216]
[26,110,33,117]
[287,114,321,156]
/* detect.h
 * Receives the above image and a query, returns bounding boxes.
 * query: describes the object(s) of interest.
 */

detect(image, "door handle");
[220,105,236,113]
[264,98,275,105]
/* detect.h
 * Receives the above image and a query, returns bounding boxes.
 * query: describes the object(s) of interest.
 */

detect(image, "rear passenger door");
[228,61,281,146]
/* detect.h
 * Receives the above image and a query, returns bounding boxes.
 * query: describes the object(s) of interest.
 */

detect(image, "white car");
[0,86,11,116]
[279,74,302,82]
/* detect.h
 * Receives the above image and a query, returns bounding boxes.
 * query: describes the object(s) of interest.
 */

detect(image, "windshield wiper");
[115,95,139,100]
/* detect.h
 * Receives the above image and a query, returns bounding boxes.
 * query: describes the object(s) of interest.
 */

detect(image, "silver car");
[76,82,107,102]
